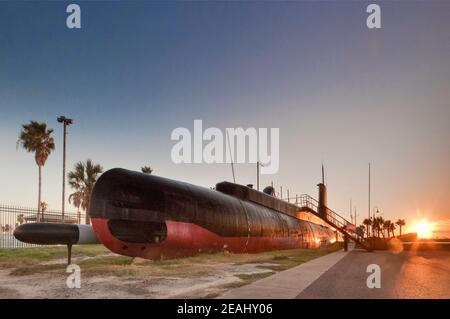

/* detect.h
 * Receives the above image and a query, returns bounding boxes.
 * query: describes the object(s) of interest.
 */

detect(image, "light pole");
[368,162,371,222]
[57,116,73,223]
[349,198,352,223]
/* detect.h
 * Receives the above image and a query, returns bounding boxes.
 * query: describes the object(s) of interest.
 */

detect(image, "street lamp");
[373,206,383,217]
[57,116,73,223]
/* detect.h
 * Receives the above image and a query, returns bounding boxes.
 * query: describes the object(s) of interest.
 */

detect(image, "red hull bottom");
[91,218,319,260]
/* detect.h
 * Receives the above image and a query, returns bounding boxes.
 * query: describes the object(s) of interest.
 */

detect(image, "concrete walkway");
[296,249,450,298]
[220,248,350,299]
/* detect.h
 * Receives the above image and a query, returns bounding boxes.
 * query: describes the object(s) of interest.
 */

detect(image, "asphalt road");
[296,250,450,298]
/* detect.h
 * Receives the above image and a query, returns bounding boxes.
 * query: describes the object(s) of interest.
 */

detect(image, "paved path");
[220,249,350,299]
[221,248,450,299]
[297,250,450,298]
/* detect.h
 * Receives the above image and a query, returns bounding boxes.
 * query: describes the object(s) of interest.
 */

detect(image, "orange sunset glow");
[409,220,436,239]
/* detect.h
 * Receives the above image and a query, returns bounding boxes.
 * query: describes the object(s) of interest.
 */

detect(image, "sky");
[0,1,449,233]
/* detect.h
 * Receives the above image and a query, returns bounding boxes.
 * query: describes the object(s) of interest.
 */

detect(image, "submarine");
[14,168,338,260]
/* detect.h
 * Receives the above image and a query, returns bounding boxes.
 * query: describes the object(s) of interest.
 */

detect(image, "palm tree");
[17,214,25,225]
[141,166,153,174]
[68,159,103,224]
[358,224,366,238]
[362,218,372,238]
[383,220,392,238]
[18,121,55,222]
[376,216,385,238]
[371,218,377,238]
[68,190,83,224]
[389,222,396,238]
[40,201,48,212]
[372,216,383,238]
[396,219,406,236]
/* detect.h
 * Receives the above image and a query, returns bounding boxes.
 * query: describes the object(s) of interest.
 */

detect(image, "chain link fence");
[0,204,85,248]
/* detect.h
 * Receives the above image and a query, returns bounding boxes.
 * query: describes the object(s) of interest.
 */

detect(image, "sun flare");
[410,220,435,239]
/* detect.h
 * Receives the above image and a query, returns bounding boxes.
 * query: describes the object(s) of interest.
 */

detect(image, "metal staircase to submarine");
[293,194,373,251]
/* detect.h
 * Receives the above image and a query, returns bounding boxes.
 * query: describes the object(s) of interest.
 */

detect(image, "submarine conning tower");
[317,182,327,219]
[316,163,328,219]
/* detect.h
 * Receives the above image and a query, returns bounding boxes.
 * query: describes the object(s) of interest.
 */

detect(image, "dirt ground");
[0,244,342,298]
[0,262,275,299]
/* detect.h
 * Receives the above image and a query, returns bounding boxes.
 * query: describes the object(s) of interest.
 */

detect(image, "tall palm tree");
[372,216,383,238]
[362,218,372,238]
[40,201,48,212]
[396,219,406,236]
[68,190,83,224]
[383,220,392,238]
[141,166,153,174]
[377,216,385,238]
[389,222,396,238]
[358,224,366,238]
[68,159,103,224]
[17,214,25,225]
[371,218,377,238]
[18,121,55,222]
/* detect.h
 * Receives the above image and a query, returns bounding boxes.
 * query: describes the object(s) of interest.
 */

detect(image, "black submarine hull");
[88,168,337,259]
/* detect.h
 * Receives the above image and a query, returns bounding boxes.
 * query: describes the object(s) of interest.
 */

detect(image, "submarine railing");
[290,194,373,251]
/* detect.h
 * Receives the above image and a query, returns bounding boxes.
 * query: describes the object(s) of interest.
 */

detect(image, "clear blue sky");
[1,1,449,230]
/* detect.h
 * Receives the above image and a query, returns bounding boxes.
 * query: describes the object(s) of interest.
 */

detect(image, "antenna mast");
[322,163,325,184]
[226,131,236,183]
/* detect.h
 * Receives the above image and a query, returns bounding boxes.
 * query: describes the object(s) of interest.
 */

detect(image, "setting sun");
[410,220,435,239]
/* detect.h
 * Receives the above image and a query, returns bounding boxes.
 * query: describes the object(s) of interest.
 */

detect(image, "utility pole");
[57,116,73,223]
[350,198,353,223]
[368,162,371,222]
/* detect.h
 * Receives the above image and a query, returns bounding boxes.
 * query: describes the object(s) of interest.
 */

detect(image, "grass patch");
[236,272,275,281]
[200,292,221,299]
[221,272,275,291]
[78,256,133,268]
[233,242,343,266]
[9,263,67,276]
[255,242,343,271]
[0,242,343,280]
[80,256,219,279]
[223,281,249,289]
[272,255,289,261]
[0,245,110,268]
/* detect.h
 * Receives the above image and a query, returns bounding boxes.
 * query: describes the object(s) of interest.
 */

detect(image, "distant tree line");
[359,217,406,238]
